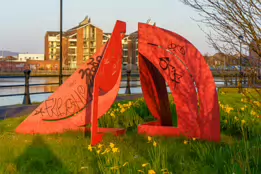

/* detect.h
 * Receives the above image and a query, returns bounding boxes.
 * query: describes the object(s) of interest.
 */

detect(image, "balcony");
[90,43,96,48]
[69,41,77,47]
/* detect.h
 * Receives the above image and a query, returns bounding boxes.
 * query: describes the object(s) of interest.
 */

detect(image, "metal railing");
[0,71,260,104]
[0,71,140,101]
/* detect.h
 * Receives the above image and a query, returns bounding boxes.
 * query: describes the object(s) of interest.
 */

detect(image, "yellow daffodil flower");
[148,169,156,174]
[88,145,92,152]
[142,163,150,167]
[110,142,115,148]
[138,170,145,173]
[148,136,152,142]
[98,144,103,149]
[122,162,128,167]
[112,147,119,153]
[153,141,157,147]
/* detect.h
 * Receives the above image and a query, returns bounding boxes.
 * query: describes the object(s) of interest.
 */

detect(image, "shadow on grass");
[15,135,70,174]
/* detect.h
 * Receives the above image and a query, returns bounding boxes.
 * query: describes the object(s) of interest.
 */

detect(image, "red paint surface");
[91,21,126,145]
[16,21,126,141]
[138,23,220,142]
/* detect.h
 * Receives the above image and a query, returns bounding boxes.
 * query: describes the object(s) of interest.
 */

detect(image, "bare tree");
[180,0,260,69]
[180,0,260,101]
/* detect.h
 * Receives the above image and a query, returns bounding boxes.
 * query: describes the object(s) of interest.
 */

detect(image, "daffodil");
[142,163,150,167]
[241,107,245,111]
[161,169,169,172]
[110,113,115,117]
[122,162,128,167]
[192,138,196,141]
[148,169,156,174]
[148,136,152,142]
[120,108,126,113]
[153,141,157,147]
[96,149,101,154]
[225,107,234,114]
[224,120,228,124]
[88,145,93,152]
[110,166,119,170]
[98,144,103,149]
[184,140,188,145]
[101,148,110,155]
[110,142,115,148]
[241,120,246,125]
[112,147,119,153]
[138,170,145,173]
[251,110,257,116]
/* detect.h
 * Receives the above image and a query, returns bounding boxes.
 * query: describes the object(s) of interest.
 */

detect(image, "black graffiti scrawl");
[159,57,183,89]
[78,56,103,101]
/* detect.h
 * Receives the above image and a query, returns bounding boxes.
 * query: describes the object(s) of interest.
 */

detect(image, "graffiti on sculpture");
[159,57,183,88]
[15,21,127,145]
[138,22,220,142]
[33,84,87,119]
[16,21,219,145]
[78,55,103,101]
[167,41,186,56]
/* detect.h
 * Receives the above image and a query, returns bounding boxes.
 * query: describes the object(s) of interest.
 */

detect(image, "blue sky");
[0,0,215,55]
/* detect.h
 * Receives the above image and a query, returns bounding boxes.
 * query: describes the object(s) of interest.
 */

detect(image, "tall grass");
[0,89,260,174]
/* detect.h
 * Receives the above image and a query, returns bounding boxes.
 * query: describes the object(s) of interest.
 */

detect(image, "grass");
[0,88,260,174]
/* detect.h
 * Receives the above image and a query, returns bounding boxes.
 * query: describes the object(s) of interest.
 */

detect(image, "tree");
[180,0,260,107]
[180,0,260,64]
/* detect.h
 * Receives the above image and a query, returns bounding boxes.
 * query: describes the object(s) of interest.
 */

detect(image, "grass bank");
[0,89,260,174]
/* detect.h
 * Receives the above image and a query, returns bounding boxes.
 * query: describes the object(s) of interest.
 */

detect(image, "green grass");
[0,90,261,174]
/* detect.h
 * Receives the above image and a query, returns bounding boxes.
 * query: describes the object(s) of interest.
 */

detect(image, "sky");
[0,0,216,55]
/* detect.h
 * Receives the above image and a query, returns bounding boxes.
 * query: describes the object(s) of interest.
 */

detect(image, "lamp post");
[59,0,63,86]
[238,35,244,93]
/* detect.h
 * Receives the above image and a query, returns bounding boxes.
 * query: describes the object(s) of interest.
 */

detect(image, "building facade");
[15,54,45,62]
[103,32,138,70]
[44,16,103,69]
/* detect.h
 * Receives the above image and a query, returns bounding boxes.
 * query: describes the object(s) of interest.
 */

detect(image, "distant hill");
[0,51,19,58]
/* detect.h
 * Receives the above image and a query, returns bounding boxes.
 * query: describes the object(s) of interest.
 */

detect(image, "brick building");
[44,16,103,69]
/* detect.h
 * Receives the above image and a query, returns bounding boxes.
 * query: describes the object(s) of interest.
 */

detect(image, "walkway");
[0,94,143,120]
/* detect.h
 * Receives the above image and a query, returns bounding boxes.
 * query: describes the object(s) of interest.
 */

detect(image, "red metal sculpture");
[137,23,220,142]
[16,20,126,145]
[16,21,220,145]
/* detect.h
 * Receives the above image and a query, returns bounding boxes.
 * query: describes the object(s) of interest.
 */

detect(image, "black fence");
[0,71,260,105]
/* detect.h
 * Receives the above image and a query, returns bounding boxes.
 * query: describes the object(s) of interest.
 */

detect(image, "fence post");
[244,74,247,85]
[235,74,238,86]
[23,69,32,105]
[224,75,228,86]
[125,70,131,94]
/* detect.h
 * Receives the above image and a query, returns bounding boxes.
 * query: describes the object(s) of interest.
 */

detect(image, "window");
[123,50,128,57]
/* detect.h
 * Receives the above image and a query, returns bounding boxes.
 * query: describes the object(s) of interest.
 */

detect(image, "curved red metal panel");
[15,20,126,136]
[91,21,126,145]
[138,23,220,142]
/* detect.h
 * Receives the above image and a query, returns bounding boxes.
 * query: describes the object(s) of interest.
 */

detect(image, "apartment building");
[103,33,136,69]
[44,16,103,69]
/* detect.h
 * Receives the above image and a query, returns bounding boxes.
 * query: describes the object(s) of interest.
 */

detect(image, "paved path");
[0,94,143,120]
